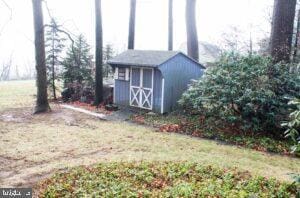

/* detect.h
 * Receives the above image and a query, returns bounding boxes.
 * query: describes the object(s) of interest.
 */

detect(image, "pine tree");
[62,34,94,87]
[103,44,114,77]
[45,19,65,100]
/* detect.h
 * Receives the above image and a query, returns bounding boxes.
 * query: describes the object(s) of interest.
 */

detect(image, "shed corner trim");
[160,78,165,114]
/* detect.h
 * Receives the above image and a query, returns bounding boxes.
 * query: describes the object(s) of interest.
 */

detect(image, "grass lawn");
[0,80,299,191]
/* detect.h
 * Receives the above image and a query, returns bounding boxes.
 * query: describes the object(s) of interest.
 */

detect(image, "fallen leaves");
[132,113,295,156]
[132,115,145,124]
[159,124,181,133]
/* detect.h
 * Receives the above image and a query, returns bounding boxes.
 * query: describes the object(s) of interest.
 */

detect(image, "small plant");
[38,162,299,197]
[282,98,300,155]
[289,173,300,197]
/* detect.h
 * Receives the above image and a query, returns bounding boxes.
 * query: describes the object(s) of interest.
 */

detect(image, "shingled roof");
[107,50,179,67]
[107,50,204,68]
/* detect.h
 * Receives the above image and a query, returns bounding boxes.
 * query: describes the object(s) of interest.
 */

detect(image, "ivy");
[38,162,299,197]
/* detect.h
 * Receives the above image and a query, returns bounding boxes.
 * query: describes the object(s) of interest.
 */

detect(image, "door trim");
[129,67,154,110]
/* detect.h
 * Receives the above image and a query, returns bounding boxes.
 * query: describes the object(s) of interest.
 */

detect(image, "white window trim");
[125,68,130,81]
[114,67,130,81]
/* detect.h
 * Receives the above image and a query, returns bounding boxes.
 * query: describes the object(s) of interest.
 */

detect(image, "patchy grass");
[0,80,36,111]
[134,113,294,156]
[38,162,299,197]
[0,80,300,189]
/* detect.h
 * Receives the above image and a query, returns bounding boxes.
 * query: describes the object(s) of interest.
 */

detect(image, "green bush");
[282,98,300,155]
[180,53,300,136]
[38,162,298,197]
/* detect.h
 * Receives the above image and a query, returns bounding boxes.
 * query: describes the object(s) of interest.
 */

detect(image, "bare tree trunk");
[168,0,173,51]
[249,30,253,56]
[51,63,56,100]
[128,0,136,49]
[51,29,57,100]
[94,0,103,105]
[186,0,199,61]
[270,0,296,63]
[293,9,300,62]
[32,0,50,113]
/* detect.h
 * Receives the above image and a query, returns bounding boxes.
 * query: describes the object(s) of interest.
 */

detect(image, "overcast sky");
[0,0,273,76]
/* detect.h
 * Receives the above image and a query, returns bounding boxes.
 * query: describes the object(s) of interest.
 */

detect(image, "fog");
[0,0,272,78]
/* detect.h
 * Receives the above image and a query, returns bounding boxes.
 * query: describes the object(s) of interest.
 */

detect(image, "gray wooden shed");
[107,50,205,114]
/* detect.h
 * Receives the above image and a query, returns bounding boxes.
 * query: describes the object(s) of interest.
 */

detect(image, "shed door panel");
[141,89,152,109]
[142,68,153,88]
[131,68,140,87]
[130,67,153,110]
[130,87,140,107]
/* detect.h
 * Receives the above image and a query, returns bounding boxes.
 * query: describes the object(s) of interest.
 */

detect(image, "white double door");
[130,67,154,110]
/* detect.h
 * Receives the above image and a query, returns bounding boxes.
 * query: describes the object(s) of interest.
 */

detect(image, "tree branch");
[42,0,80,68]
[0,0,12,36]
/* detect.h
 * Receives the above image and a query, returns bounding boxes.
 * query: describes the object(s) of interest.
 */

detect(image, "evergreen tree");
[45,19,65,100]
[103,44,114,77]
[62,34,94,87]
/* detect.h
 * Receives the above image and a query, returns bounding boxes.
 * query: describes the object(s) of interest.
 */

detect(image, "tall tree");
[293,9,300,62]
[32,0,50,113]
[270,0,296,63]
[185,0,199,61]
[168,0,173,51]
[128,0,136,49]
[45,19,65,100]
[94,0,103,105]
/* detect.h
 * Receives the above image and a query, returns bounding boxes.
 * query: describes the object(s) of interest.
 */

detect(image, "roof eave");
[107,62,157,68]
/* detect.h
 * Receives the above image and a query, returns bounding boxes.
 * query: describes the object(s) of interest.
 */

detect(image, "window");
[114,67,130,81]
[118,68,126,80]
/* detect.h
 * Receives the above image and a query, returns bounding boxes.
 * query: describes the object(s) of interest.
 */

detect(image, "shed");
[107,50,205,114]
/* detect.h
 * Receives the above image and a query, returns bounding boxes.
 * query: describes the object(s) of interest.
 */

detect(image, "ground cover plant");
[38,162,299,197]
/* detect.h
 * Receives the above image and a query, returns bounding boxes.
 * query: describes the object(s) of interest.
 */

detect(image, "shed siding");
[159,53,204,113]
[114,79,130,105]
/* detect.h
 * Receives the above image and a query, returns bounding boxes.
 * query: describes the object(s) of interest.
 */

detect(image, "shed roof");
[107,50,205,68]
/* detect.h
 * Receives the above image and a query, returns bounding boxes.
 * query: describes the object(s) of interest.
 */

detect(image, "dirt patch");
[0,108,33,123]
